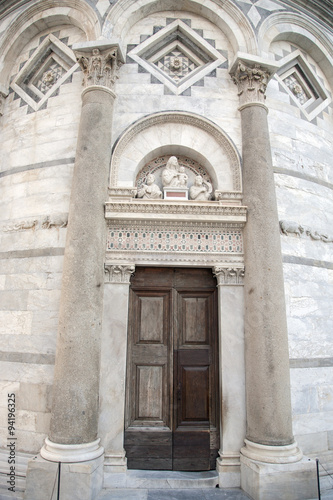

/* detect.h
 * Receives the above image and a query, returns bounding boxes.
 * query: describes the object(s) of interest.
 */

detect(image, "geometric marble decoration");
[128,19,226,95]
[276,50,331,121]
[10,34,78,112]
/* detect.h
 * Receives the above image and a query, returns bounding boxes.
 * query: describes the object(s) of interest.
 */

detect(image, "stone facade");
[0,1,332,499]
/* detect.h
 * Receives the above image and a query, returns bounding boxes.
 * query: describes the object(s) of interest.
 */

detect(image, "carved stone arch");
[104,0,257,56]
[259,12,333,84]
[110,112,242,193]
[0,0,101,90]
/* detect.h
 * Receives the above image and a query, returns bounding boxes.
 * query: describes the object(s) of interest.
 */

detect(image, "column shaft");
[241,102,294,446]
[49,86,115,445]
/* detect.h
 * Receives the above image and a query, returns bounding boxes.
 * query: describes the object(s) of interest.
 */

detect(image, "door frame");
[99,263,246,481]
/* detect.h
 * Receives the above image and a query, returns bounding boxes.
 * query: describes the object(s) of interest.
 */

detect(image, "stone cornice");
[105,201,247,224]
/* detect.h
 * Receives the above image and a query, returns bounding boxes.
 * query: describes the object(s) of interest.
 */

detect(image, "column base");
[24,453,104,500]
[240,454,317,500]
[216,453,241,487]
[104,451,127,472]
[41,437,104,462]
[241,438,303,464]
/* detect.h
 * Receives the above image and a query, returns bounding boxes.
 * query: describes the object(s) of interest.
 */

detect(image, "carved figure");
[321,234,333,243]
[42,215,68,229]
[178,166,188,187]
[189,175,212,201]
[279,220,304,236]
[137,174,162,199]
[162,156,180,187]
[305,228,321,240]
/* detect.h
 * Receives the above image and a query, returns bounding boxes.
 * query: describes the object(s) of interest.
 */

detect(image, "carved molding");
[104,264,135,283]
[110,112,242,191]
[106,252,244,268]
[213,266,245,285]
[105,201,247,221]
[75,46,121,90]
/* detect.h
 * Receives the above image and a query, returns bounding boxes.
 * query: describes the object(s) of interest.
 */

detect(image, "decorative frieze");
[213,266,245,285]
[75,47,121,90]
[107,221,243,254]
[104,264,135,284]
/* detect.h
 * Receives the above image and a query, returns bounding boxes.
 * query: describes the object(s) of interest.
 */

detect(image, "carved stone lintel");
[104,264,135,284]
[75,46,122,90]
[213,266,245,285]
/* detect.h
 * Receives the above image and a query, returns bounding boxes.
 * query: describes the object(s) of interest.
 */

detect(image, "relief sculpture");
[137,174,162,199]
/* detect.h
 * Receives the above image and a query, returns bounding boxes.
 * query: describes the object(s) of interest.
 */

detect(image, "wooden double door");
[125,267,219,471]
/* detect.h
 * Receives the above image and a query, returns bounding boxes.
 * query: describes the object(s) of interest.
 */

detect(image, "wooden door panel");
[181,366,209,423]
[125,268,219,471]
[136,365,164,420]
[138,296,164,342]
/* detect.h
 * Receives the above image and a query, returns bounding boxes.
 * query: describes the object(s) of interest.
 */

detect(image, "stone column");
[24,42,123,500]
[230,56,316,500]
[99,264,135,474]
[213,266,246,488]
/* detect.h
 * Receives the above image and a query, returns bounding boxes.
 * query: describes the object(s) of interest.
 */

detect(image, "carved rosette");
[231,62,272,107]
[75,47,121,90]
[104,264,135,284]
[213,266,245,285]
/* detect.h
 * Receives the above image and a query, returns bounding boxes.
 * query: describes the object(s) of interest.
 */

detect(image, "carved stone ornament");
[3,214,68,232]
[104,264,135,283]
[75,47,121,90]
[279,220,333,243]
[231,61,272,106]
[213,266,245,285]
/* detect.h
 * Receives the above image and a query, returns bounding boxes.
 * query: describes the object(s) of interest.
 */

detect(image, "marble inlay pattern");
[107,223,243,254]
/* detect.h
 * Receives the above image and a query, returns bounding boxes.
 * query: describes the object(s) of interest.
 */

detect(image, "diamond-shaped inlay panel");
[156,49,198,83]
[276,50,331,121]
[11,34,78,112]
[128,19,226,95]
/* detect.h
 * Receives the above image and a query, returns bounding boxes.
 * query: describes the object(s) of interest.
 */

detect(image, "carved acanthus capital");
[230,55,277,108]
[104,264,135,284]
[213,266,245,285]
[75,46,122,90]
[0,90,8,116]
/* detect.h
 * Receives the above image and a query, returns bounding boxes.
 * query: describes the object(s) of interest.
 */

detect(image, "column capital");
[213,265,245,286]
[73,40,125,91]
[0,90,8,116]
[104,264,135,284]
[230,53,278,108]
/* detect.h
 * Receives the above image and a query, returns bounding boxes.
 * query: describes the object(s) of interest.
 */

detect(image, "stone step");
[103,470,220,490]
